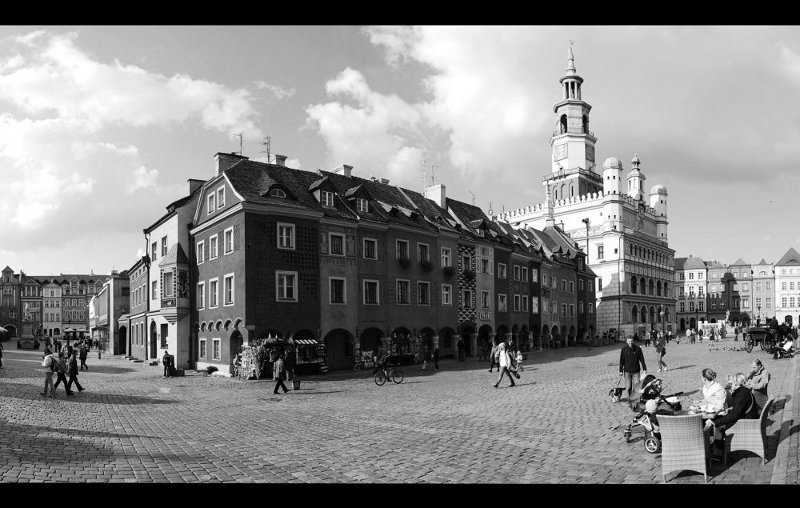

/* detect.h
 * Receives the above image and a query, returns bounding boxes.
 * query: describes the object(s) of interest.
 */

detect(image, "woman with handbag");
[655,332,667,372]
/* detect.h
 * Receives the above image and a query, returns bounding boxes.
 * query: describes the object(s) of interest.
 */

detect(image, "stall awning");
[294,339,319,345]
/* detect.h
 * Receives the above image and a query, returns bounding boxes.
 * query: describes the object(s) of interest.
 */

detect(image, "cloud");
[254,80,296,99]
[363,26,420,68]
[129,165,160,193]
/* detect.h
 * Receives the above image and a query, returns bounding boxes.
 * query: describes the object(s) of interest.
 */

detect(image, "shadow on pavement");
[74,365,138,375]
[2,389,180,405]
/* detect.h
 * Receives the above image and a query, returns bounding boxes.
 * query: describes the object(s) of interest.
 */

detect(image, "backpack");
[42,355,56,372]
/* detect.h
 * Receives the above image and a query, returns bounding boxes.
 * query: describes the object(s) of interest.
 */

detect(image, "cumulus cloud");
[129,166,160,193]
[363,26,420,68]
[254,80,296,99]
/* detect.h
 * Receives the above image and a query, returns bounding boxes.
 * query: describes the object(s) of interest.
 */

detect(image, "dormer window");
[270,188,287,198]
[357,198,369,213]
[321,190,335,207]
[216,187,225,208]
[207,193,216,215]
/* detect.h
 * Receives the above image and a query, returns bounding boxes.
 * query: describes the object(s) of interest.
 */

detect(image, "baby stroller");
[773,336,795,359]
[623,376,683,453]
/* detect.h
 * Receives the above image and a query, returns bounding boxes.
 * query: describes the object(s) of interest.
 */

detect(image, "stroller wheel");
[644,436,661,454]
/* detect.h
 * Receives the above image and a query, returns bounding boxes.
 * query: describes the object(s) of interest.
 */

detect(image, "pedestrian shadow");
[288,390,346,395]
[3,389,179,405]
[661,365,696,372]
[74,365,138,375]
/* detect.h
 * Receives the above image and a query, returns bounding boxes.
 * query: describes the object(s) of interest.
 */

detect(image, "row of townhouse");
[0,266,107,341]
[111,152,596,375]
[673,247,800,332]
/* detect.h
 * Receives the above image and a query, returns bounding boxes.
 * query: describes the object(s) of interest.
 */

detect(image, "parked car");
[17,337,40,350]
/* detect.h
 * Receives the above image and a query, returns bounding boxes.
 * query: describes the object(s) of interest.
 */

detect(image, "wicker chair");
[724,396,775,465]
[658,414,709,483]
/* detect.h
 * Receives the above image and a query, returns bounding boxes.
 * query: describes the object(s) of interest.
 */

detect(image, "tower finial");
[566,41,576,74]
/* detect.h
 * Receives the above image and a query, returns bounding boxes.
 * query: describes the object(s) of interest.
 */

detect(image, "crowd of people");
[40,339,91,397]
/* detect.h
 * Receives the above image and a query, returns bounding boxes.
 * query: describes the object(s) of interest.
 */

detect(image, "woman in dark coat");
[706,372,759,457]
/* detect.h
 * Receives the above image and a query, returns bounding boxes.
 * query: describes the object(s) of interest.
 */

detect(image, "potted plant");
[398,257,412,269]
[463,269,476,280]
[443,266,456,277]
[419,260,434,272]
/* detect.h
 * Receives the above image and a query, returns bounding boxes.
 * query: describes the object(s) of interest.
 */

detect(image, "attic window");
[270,188,287,198]
[356,198,369,213]
[320,190,335,207]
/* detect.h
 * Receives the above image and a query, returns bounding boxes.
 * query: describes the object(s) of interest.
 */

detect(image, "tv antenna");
[431,164,438,185]
[234,133,243,156]
[260,136,272,163]
[422,158,427,194]
[469,190,475,206]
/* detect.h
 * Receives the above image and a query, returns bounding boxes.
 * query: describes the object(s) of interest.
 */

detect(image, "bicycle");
[374,363,404,386]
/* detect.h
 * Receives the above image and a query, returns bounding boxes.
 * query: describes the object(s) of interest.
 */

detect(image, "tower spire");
[566,40,576,75]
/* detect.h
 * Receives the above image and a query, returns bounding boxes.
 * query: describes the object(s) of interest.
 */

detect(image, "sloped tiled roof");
[731,258,748,266]
[683,256,706,269]
[757,258,769,265]
[159,244,189,267]
[776,247,800,266]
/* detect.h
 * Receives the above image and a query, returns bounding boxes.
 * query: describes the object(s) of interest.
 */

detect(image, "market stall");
[292,338,323,375]
[233,335,325,380]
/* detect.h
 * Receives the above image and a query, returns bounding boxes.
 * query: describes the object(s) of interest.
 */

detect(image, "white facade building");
[774,247,800,325]
[496,46,675,337]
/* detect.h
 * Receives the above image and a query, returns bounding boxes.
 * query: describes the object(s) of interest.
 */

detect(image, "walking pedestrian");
[655,331,667,372]
[515,349,524,373]
[492,342,516,388]
[433,346,439,370]
[79,342,88,371]
[273,353,289,394]
[488,340,499,373]
[457,336,465,362]
[162,351,174,378]
[644,330,651,347]
[52,351,73,395]
[619,336,647,403]
[421,345,430,370]
[65,350,84,394]
[41,350,57,397]
[284,346,296,381]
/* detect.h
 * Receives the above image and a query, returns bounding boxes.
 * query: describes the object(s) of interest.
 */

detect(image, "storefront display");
[234,335,324,380]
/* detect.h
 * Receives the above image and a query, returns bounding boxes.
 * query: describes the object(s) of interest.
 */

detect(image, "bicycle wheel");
[391,368,404,384]
[374,370,387,386]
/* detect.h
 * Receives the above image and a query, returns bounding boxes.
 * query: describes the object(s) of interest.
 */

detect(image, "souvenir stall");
[390,332,417,365]
[292,337,324,375]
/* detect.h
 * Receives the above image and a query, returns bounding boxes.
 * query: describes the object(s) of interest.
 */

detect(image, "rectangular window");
[579,279,585,291]
[223,274,234,306]
[679,273,685,281]
[481,258,490,274]
[209,278,218,308]
[569,281,574,293]
[699,272,704,279]
[597,244,604,259]
[151,280,158,300]
[756,282,761,290]
[151,241,158,260]
[199,339,207,359]
[766,297,772,308]
[481,290,490,309]
[329,233,345,256]
[767,282,772,290]
[579,301,584,314]
[442,284,452,306]
[417,243,430,262]
[209,234,218,260]
[224,227,234,254]
[320,190,334,207]
[791,297,796,308]
[463,290,474,309]
[569,304,575,317]
[212,339,221,361]
[521,267,528,282]
[522,295,528,312]
[755,297,762,308]
[531,297,539,314]
[513,265,520,281]
[498,294,507,312]
[782,297,788,307]
[791,282,796,291]
[363,238,378,260]
[698,301,705,311]
[197,282,205,309]
[589,303,594,314]
[441,248,451,267]
[277,223,295,250]
[363,280,379,305]
[513,294,520,312]
[276,272,298,302]
[561,280,567,291]
[497,263,507,279]
[561,304,567,317]
[163,272,174,297]
[418,282,430,305]
[531,269,538,282]
[397,280,410,305]
[217,187,225,208]
[330,277,346,304]
[680,302,685,312]
[356,198,369,213]
[161,236,168,257]
[396,239,409,259]
[207,193,216,215]
[196,240,205,264]
[689,273,694,280]
[542,274,547,286]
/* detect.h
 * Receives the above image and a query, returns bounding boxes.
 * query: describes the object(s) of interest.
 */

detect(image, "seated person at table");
[695,368,727,413]
[745,359,770,414]
[706,372,759,457]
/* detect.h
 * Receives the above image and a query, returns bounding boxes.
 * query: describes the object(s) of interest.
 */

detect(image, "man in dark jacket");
[619,337,647,403]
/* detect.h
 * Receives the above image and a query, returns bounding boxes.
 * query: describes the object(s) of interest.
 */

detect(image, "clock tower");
[546,44,601,201]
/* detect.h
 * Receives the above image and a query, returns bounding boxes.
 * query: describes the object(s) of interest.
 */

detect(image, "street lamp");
[581,218,590,264]
[757,305,761,327]
[617,233,625,342]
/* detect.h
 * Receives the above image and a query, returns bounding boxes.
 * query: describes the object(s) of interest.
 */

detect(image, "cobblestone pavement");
[0,337,797,484]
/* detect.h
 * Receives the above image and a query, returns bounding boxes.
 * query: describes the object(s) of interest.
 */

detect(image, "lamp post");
[617,233,624,342]
[757,305,761,327]
[581,218,590,264]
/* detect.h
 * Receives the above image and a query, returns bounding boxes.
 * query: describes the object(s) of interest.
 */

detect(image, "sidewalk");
[771,353,799,484]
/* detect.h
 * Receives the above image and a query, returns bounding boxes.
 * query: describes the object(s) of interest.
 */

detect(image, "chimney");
[424,184,446,208]
[275,154,287,167]
[188,178,205,194]
[332,164,353,178]
[214,152,248,176]
[380,178,390,184]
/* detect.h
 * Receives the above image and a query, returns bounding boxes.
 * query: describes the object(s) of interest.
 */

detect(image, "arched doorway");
[689,317,696,330]
[458,324,474,357]
[392,327,412,357]
[680,318,686,331]
[3,325,17,338]
[419,327,435,353]
[786,315,794,325]
[359,327,384,358]
[510,324,519,347]
[478,325,493,352]
[495,324,508,346]
[438,327,456,357]
[519,325,529,351]
[324,329,354,371]
[118,326,127,356]
[230,329,243,367]
[551,325,560,347]
[710,318,717,324]
[149,321,157,360]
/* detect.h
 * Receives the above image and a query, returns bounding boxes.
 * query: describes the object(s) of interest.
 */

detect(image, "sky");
[1,25,799,275]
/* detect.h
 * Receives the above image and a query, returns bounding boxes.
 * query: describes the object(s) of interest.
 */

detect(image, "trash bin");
[292,377,301,390]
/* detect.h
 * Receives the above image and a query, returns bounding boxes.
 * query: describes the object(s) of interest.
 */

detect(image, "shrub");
[443,266,456,277]
[398,257,412,269]
[462,269,476,280]
[419,260,434,272]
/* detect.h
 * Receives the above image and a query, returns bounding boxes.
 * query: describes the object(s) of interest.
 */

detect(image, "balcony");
[552,129,596,138]
[542,166,601,183]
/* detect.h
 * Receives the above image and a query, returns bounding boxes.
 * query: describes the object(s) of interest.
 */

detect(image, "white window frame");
[396,279,411,305]
[363,279,380,305]
[224,227,234,254]
[207,193,216,215]
[199,338,207,359]
[208,277,219,308]
[417,281,431,306]
[216,186,225,209]
[513,265,520,281]
[276,271,299,302]
[356,197,369,213]
[329,232,345,256]
[320,190,335,207]
[212,338,221,360]
[363,238,378,260]
[209,234,219,260]
[462,289,474,309]
[481,290,491,309]
[442,284,452,306]
[152,280,158,300]
[498,263,507,279]
[196,240,205,265]
[277,223,295,250]
[329,277,347,305]
[498,293,507,312]
[514,294,521,312]
[531,296,539,314]
[161,236,168,257]
[417,243,430,262]
[197,282,205,309]
[441,247,452,267]
[223,273,234,306]
[396,239,409,259]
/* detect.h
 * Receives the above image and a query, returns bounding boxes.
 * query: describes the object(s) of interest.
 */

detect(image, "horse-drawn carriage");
[742,326,782,353]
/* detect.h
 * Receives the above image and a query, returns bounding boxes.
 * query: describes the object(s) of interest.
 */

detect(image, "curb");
[771,353,798,484]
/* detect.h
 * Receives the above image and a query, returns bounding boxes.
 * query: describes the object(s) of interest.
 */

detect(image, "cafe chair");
[724,396,775,465]
[658,414,709,483]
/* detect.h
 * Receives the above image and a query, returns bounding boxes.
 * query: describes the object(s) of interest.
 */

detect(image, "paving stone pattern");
[0,338,796,484]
